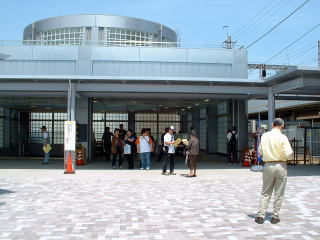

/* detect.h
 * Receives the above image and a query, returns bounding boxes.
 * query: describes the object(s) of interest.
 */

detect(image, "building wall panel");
[92,61,233,78]
[0,60,76,75]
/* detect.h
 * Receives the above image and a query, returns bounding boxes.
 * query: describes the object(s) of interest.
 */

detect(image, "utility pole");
[318,41,320,66]
[222,26,236,49]
[223,35,236,49]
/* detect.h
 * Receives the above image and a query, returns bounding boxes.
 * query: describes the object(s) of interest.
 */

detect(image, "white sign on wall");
[64,121,76,151]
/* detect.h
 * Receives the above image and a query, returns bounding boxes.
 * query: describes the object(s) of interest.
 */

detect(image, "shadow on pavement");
[1,154,319,177]
[0,189,15,195]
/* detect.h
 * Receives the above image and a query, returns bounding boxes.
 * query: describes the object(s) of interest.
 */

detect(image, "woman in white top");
[136,128,154,170]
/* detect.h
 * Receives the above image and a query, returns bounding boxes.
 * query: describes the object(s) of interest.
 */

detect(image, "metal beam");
[0,82,267,95]
[75,83,268,95]
[0,83,68,91]
[275,96,320,101]
[303,77,320,86]
[248,63,293,70]
[0,91,67,97]
[80,92,251,99]
[272,78,304,94]
[285,90,320,95]
[0,75,263,84]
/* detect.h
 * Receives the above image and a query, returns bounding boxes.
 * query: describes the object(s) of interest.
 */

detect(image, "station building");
[0,14,319,163]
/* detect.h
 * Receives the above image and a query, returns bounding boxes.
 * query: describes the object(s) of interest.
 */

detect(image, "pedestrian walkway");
[0,156,319,239]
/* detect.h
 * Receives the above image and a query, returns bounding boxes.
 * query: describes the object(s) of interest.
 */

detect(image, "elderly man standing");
[255,118,293,224]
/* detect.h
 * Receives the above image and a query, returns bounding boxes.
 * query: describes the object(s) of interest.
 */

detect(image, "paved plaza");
[0,157,320,240]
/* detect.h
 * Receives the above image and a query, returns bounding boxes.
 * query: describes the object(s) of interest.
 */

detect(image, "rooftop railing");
[0,40,226,49]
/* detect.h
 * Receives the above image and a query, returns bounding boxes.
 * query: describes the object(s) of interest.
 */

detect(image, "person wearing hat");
[40,126,50,164]
[162,126,177,175]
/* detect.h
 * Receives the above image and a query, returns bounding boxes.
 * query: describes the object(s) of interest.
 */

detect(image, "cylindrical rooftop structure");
[23,14,178,46]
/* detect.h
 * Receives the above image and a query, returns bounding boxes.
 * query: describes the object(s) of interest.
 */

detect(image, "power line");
[269,43,317,64]
[265,23,320,63]
[246,0,310,49]
[226,0,255,32]
[299,57,317,65]
[232,0,277,38]
[235,0,290,42]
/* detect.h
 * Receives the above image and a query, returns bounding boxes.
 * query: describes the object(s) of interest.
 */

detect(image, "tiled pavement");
[0,160,320,240]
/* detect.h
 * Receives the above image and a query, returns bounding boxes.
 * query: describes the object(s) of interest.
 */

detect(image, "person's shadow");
[0,189,15,207]
[248,212,273,221]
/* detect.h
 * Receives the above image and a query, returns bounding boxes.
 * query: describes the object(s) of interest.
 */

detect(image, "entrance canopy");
[264,66,320,98]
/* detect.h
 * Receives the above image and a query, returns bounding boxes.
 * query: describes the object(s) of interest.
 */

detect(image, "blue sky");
[1,0,319,67]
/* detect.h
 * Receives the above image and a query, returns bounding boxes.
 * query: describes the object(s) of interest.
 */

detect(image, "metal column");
[67,81,76,121]
[64,80,76,174]
[268,87,275,130]
[87,97,93,163]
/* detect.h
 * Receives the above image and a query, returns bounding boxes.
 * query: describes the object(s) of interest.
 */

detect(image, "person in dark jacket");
[102,127,113,161]
[227,127,238,165]
[111,129,123,169]
[124,129,136,169]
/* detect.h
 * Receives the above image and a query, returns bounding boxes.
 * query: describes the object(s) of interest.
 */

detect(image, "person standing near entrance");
[162,126,177,175]
[185,130,199,177]
[157,127,169,162]
[41,126,50,164]
[111,129,123,169]
[255,118,293,224]
[136,128,154,170]
[102,127,113,161]
[227,127,238,165]
[124,129,136,169]
[119,124,127,140]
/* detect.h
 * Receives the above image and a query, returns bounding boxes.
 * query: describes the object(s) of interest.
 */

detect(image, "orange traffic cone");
[251,151,258,165]
[76,151,85,166]
[242,150,251,167]
[65,151,75,174]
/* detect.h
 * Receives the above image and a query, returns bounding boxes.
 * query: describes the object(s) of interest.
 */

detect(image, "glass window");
[135,113,157,121]
[92,113,128,141]
[40,27,83,45]
[159,113,180,121]
[105,27,158,46]
[28,112,66,144]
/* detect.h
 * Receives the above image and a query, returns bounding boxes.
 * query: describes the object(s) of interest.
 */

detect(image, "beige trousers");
[257,162,287,219]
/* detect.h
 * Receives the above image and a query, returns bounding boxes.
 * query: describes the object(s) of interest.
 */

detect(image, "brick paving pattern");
[0,172,319,239]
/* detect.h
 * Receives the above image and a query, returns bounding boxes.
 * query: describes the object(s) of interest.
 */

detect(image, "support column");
[237,99,248,153]
[180,112,188,133]
[207,105,218,154]
[64,81,76,174]
[268,87,275,130]
[67,81,76,121]
[75,96,90,163]
[87,97,93,163]
[192,109,200,134]
[128,112,135,132]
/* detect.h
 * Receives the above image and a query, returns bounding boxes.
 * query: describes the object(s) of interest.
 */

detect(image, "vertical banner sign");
[64,121,76,174]
[65,121,76,151]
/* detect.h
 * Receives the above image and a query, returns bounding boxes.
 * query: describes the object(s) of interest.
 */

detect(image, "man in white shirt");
[162,126,176,175]
[255,118,293,224]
